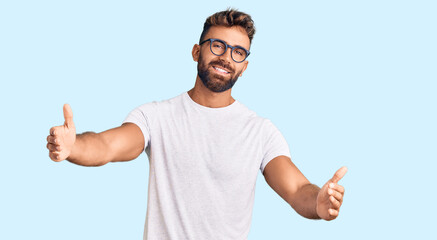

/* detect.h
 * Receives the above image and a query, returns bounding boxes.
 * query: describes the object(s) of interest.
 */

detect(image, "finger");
[329,183,345,194]
[331,166,348,184]
[47,143,61,152]
[50,127,56,136]
[330,196,341,209]
[50,126,62,136]
[47,135,59,145]
[63,104,74,128]
[49,151,61,162]
[328,188,343,202]
[47,142,53,151]
[328,209,339,217]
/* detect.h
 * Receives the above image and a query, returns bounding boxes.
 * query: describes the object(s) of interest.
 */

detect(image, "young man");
[46,9,347,240]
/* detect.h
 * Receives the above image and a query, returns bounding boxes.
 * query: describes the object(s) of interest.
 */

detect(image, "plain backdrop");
[1,0,436,239]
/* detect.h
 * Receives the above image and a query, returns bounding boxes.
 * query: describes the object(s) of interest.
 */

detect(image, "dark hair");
[199,8,256,44]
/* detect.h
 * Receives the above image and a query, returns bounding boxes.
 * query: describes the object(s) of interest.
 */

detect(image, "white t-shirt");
[123,92,291,240]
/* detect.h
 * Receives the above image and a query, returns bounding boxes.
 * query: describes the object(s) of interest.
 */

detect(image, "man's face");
[193,26,250,93]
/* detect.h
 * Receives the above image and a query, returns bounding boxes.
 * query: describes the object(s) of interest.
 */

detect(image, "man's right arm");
[46,104,145,166]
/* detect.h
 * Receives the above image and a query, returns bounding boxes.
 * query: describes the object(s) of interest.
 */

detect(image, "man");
[47,9,347,240]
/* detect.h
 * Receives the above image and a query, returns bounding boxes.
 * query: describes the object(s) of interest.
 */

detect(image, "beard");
[197,55,242,93]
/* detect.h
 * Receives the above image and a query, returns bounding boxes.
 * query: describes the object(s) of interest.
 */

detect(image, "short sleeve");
[122,103,154,150]
[260,119,291,173]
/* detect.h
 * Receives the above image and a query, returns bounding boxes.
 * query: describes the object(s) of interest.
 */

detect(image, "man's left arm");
[263,156,347,221]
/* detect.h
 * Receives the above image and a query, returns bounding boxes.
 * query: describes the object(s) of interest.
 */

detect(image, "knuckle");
[330,196,339,206]
[50,127,56,135]
[330,209,338,217]
[334,200,341,208]
[48,144,55,151]
[48,136,56,144]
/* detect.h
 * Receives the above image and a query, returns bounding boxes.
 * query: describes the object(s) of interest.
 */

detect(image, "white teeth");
[214,66,228,73]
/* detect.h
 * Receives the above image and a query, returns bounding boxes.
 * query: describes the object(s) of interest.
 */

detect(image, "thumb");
[330,166,348,184]
[63,103,74,128]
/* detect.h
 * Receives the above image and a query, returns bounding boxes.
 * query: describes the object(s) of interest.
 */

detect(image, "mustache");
[209,59,234,73]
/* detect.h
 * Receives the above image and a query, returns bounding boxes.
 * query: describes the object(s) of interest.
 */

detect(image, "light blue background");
[1,0,436,239]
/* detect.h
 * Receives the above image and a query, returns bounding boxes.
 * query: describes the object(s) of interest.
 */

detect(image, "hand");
[47,104,76,162]
[316,166,347,221]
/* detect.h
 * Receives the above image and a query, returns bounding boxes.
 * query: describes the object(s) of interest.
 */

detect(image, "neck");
[187,77,235,108]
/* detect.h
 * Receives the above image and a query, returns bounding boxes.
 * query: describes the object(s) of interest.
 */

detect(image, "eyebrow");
[221,39,249,51]
[235,44,248,50]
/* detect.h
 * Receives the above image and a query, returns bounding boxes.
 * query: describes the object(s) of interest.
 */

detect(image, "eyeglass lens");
[210,40,247,62]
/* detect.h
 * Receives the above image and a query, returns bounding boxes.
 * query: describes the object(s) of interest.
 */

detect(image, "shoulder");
[124,93,185,128]
[133,92,185,112]
[235,101,272,126]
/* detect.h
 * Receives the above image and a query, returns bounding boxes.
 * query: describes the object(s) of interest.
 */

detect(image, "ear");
[192,44,200,62]
[239,60,249,77]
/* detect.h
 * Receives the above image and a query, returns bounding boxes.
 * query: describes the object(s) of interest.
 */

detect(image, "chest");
[150,112,264,183]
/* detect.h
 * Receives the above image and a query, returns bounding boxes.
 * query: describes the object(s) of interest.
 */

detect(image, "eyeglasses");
[199,38,250,63]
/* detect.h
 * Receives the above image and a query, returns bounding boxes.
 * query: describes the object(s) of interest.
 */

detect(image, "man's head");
[192,9,256,93]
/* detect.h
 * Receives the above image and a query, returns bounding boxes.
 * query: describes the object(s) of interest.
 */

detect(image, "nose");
[219,46,233,63]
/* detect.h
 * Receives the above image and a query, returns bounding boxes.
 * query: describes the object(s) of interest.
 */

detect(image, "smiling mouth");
[212,66,231,75]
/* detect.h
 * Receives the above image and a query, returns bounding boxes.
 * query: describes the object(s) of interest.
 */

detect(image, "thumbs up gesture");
[47,104,76,162]
[316,167,348,220]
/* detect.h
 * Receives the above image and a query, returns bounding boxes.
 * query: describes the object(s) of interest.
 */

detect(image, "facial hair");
[197,54,242,93]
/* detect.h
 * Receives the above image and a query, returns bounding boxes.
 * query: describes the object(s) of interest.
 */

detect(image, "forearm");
[288,183,321,219]
[67,132,111,166]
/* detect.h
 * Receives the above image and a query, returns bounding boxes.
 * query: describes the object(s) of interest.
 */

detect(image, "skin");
[46,25,347,221]
[189,26,249,107]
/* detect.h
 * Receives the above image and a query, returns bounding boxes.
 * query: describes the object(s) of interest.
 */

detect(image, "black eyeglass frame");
[199,38,251,63]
